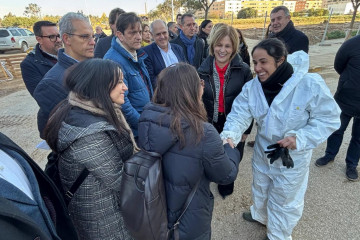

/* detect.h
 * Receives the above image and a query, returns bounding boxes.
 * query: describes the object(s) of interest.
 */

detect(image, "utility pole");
[320,7,333,46]
[145,1,148,16]
[262,11,268,39]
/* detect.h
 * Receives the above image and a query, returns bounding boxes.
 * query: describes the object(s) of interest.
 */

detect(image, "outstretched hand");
[223,138,235,148]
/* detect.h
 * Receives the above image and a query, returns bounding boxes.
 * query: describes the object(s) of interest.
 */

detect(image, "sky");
[0,0,163,18]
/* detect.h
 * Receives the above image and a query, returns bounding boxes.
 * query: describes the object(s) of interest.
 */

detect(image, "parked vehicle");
[0,27,37,53]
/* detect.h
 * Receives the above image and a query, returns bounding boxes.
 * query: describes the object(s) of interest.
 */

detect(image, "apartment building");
[242,0,283,16]
[305,0,323,9]
[283,0,297,12]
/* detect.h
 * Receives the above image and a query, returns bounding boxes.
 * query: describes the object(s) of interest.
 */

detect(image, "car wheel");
[0,50,5,54]
[21,42,28,53]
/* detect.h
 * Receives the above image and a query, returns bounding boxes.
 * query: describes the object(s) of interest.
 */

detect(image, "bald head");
[150,19,169,50]
[150,20,167,34]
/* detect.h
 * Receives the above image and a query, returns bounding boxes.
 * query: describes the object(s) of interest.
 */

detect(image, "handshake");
[265,144,294,169]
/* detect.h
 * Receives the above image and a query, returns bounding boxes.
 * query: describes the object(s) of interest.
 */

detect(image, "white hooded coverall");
[220,51,341,240]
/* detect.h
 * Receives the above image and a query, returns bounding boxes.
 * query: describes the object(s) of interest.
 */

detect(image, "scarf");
[275,20,295,38]
[68,92,139,152]
[179,31,196,65]
[116,38,138,62]
[261,61,293,106]
[212,59,230,122]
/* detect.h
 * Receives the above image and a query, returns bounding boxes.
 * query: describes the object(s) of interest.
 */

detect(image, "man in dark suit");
[142,19,186,88]
[0,132,78,240]
[94,8,125,58]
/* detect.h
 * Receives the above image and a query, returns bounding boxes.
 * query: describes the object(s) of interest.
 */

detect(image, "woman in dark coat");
[198,24,253,198]
[44,59,136,240]
[236,28,251,66]
[198,20,213,54]
[138,63,241,240]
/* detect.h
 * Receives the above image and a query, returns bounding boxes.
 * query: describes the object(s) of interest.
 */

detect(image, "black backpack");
[45,152,89,206]
[120,150,201,240]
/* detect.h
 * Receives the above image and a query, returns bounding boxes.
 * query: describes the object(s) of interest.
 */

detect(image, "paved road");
[0,38,358,239]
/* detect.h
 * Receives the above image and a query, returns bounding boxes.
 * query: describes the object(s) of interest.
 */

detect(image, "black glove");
[265,143,294,169]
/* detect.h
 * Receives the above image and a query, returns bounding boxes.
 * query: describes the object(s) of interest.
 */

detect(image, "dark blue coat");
[33,49,77,138]
[104,37,153,136]
[20,43,56,96]
[138,103,240,240]
[142,42,186,87]
[94,35,113,59]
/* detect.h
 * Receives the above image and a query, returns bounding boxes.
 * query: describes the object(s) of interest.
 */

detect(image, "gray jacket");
[57,107,134,240]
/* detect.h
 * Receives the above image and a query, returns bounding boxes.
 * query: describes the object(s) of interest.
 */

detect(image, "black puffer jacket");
[334,35,360,117]
[138,103,240,240]
[198,54,252,124]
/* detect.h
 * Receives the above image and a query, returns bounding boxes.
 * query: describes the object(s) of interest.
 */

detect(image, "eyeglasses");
[40,34,61,42]
[200,79,205,88]
[65,33,95,42]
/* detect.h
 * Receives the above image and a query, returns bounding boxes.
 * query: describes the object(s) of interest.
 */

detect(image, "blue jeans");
[325,112,360,168]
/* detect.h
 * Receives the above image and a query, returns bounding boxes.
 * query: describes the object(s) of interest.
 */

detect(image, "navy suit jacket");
[142,42,186,88]
[0,132,78,240]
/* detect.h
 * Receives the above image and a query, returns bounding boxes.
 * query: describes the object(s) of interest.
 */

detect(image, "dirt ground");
[0,32,359,239]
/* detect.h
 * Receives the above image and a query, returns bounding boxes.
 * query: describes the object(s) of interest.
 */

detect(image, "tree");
[346,0,360,39]
[237,8,257,19]
[23,3,41,18]
[187,0,216,20]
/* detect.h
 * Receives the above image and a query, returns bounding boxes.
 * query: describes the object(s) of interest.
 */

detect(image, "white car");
[0,27,37,53]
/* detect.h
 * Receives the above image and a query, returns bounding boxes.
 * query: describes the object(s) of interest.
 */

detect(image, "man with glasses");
[21,21,62,96]
[104,12,152,137]
[34,12,95,138]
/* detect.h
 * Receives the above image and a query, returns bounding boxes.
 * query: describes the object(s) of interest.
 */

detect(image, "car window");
[9,30,21,36]
[0,30,10,37]
[24,29,35,36]
[18,29,27,36]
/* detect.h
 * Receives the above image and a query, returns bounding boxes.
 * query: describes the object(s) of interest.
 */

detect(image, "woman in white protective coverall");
[220,38,341,240]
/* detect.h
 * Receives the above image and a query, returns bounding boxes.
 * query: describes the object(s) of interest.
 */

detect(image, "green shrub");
[327,30,358,39]
[327,30,345,39]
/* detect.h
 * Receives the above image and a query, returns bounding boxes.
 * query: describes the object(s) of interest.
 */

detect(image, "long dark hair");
[252,38,288,63]
[44,59,126,152]
[198,19,212,38]
[153,63,207,147]
[236,28,247,47]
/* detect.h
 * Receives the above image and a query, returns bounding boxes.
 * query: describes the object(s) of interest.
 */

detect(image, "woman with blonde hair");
[198,24,253,198]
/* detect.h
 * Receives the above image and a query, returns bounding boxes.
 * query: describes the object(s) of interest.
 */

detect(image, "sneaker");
[315,156,334,167]
[346,167,358,181]
[247,141,255,147]
[242,212,265,226]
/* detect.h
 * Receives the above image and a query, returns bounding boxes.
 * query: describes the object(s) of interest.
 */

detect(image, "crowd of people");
[2,4,359,240]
